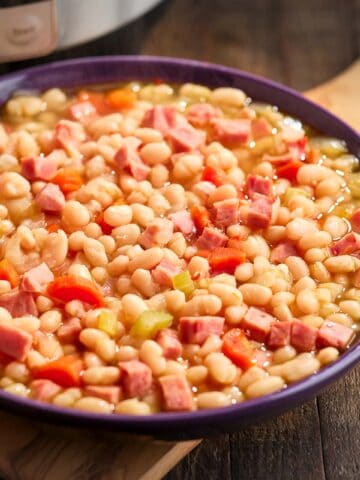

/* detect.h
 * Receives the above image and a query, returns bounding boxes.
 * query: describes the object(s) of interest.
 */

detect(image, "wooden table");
[1,1,360,478]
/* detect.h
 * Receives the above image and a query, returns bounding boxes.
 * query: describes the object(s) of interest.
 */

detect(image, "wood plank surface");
[0,1,359,479]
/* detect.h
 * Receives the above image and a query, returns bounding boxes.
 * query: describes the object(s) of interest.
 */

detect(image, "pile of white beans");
[0,80,358,415]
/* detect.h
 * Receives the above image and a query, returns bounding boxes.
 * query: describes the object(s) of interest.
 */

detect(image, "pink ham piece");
[54,121,84,153]
[291,320,317,352]
[213,198,239,228]
[119,360,152,398]
[115,138,150,181]
[85,386,122,404]
[268,321,292,349]
[35,183,65,213]
[159,374,193,411]
[270,243,298,264]
[21,155,58,181]
[168,124,206,152]
[0,290,38,317]
[246,195,273,229]
[246,175,273,199]
[169,210,195,235]
[179,316,224,344]
[196,227,228,249]
[156,329,183,359]
[57,317,82,344]
[186,103,221,127]
[350,209,360,233]
[212,118,251,144]
[251,118,273,139]
[241,307,275,342]
[317,321,354,350]
[139,218,174,248]
[69,101,96,121]
[0,323,32,361]
[151,259,181,287]
[31,379,61,402]
[21,262,54,293]
[142,105,179,135]
[330,232,360,256]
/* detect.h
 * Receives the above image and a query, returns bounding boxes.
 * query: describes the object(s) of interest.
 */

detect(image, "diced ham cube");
[152,259,181,287]
[317,321,354,350]
[169,210,195,235]
[139,218,174,248]
[0,290,38,317]
[0,323,32,361]
[291,320,317,352]
[179,316,224,344]
[21,262,54,293]
[241,307,275,342]
[69,101,96,121]
[246,175,273,199]
[54,120,85,153]
[21,155,58,181]
[115,138,150,181]
[186,103,221,127]
[168,125,206,152]
[57,317,82,344]
[159,374,193,411]
[31,379,61,402]
[35,183,65,213]
[213,198,239,228]
[330,232,360,256]
[119,360,152,398]
[350,209,360,233]
[251,118,273,139]
[212,118,251,144]
[196,227,228,249]
[270,243,298,264]
[246,195,273,229]
[156,329,183,359]
[141,105,179,134]
[85,386,122,404]
[268,321,292,349]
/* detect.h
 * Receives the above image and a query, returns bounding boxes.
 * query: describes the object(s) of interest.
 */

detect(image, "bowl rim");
[0,55,359,437]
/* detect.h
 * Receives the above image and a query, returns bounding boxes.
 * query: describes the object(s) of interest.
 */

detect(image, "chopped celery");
[98,310,118,337]
[332,202,356,219]
[172,271,195,297]
[130,311,173,338]
[283,187,310,206]
[309,137,347,157]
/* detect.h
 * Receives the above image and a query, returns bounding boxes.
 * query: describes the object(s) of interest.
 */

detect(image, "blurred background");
[1,0,359,91]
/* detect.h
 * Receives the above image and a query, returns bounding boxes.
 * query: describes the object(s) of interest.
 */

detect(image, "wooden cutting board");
[0,60,358,480]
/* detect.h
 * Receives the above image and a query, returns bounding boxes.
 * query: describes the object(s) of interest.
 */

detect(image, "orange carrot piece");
[201,165,226,187]
[106,88,136,110]
[77,90,113,115]
[47,275,105,307]
[34,355,84,388]
[222,329,255,370]
[207,247,246,273]
[51,168,84,194]
[191,205,211,233]
[0,259,19,287]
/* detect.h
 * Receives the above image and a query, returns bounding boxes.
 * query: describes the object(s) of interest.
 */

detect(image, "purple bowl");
[0,56,359,440]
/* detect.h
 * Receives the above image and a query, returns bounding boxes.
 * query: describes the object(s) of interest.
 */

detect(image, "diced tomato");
[203,247,246,273]
[95,211,113,235]
[77,90,113,115]
[47,275,105,307]
[201,165,226,187]
[0,259,19,287]
[106,88,136,110]
[288,136,308,161]
[34,355,84,388]
[51,168,84,194]
[276,160,303,182]
[191,205,211,233]
[46,223,62,233]
[222,328,255,370]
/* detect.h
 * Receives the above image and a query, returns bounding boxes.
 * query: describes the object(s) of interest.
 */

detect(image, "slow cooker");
[0,0,162,62]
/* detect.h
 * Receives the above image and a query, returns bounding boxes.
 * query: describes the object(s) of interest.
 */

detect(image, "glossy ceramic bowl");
[0,56,359,440]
